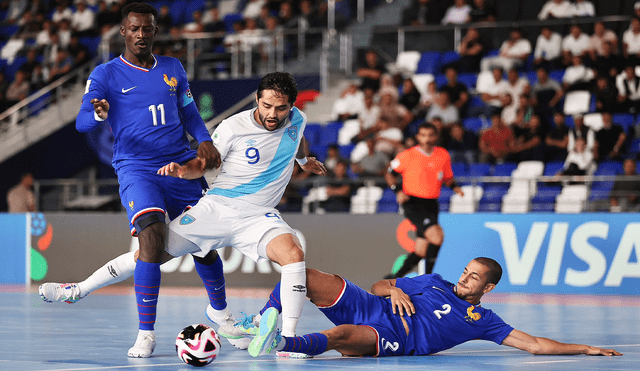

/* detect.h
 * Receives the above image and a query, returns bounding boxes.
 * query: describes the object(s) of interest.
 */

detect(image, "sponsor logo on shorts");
[180,214,196,225]
[292,284,306,292]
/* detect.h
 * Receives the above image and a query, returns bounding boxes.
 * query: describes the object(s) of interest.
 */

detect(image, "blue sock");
[134,261,161,331]
[194,256,227,310]
[280,333,328,356]
[259,282,282,315]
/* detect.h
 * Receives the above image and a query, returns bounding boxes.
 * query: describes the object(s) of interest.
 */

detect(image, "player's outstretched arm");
[197,141,221,170]
[300,157,327,175]
[502,329,622,356]
[157,158,206,179]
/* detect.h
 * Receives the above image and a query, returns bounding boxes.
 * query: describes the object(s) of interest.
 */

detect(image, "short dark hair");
[122,2,158,24]
[418,121,437,133]
[257,72,298,105]
[474,257,502,285]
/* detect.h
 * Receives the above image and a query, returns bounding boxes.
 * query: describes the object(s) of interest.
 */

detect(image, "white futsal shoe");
[206,305,255,349]
[38,283,82,304]
[127,331,156,358]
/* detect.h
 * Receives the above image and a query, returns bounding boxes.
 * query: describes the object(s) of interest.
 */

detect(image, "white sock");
[279,261,306,337]
[78,251,136,297]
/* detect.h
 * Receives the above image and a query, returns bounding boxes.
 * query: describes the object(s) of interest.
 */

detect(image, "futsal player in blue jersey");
[38,3,233,358]
[247,257,622,358]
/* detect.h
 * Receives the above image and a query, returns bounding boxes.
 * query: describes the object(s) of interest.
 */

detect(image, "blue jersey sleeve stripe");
[207,112,304,198]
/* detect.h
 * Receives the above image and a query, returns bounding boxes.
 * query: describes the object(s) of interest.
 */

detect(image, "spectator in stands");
[378,86,413,131]
[324,144,348,176]
[95,0,120,35]
[29,62,49,91]
[457,27,484,72]
[589,21,618,61]
[479,112,515,164]
[374,116,405,159]
[623,17,640,65]
[571,0,595,17]
[568,114,595,153]
[561,24,591,67]
[426,91,459,128]
[545,111,570,161]
[183,10,205,34]
[480,27,531,72]
[5,0,28,24]
[71,1,96,36]
[351,137,390,178]
[477,66,509,117]
[0,33,25,64]
[417,80,438,115]
[19,47,40,80]
[155,5,172,35]
[469,0,495,23]
[68,33,91,67]
[593,40,624,80]
[278,1,296,28]
[402,0,445,26]
[5,70,30,108]
[399,76,422,114]
[441,0,471,25]
[538,0,573,20]
[48,48,74,82]
[511,113,545,162]
[446,121,478,164]
[610,158,640,212]
[320,160,353,213]
[35,19,52,51]
[0,72,9,113]
[332,83,365,121]
[203,7,224,32]
[58,19,72,49]
[556,137,595,180]
[531,67,563,120]
[357,49,386,93]
[562,55,594,92]
[350,87,380,143]
[533,25,562,70]
[504,68,530,116]
[6,172,36,213]
[244,0,267,20]
[594,112,627,161]
[616,64,640,113]
[594,76,618,113]
[51,1,73,25]
[440,66,469,118]
[17,9,39,38]
[513,94,537,131]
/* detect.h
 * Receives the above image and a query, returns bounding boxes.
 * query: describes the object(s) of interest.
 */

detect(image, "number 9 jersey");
[76,55,211,172]
[206,107,307,208]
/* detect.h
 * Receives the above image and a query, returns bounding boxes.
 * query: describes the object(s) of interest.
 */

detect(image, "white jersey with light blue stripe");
[205,107,306,208]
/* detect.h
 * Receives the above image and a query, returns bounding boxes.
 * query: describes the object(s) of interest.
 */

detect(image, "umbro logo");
[121,86,137,93]
[292,284,306,292]
[108,265,118,278]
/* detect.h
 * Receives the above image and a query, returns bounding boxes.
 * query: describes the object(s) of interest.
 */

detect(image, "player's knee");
[426,225,444,245]
[137,222,167,262]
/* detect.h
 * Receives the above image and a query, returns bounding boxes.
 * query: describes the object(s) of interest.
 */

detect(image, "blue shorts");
[118,170,207,235]
[318,278,408,357]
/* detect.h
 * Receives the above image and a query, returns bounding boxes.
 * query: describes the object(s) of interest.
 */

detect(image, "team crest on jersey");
[163,74,177,92]
[128,201,134,210]
[180,214,196,225]
[287,126,298,141]
[465,306,481,323]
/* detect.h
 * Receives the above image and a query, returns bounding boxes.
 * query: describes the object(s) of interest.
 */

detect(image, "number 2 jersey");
[205,107,306,208]
[395,274,513,355]
[76,55,211,172]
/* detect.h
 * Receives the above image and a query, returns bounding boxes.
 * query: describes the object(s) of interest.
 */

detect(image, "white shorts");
[166,195,295,262]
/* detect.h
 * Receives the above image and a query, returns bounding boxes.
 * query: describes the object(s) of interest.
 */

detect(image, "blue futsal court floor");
[1,286,639,371]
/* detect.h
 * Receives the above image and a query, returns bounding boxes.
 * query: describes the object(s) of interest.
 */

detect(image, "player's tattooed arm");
[371,279,415,317]
[157,158,206,179]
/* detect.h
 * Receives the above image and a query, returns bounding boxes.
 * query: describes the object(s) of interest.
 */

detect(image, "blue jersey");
[396,274,513,355]
[76,55,211,172]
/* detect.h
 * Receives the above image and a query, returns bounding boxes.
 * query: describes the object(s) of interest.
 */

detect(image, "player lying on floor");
[223,257,622,358]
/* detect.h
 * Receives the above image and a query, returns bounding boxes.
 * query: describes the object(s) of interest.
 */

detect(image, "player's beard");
[258,111,286,131]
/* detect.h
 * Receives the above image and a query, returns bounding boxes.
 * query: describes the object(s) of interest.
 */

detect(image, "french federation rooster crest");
[164,74,177,92]
[465,305,481,322]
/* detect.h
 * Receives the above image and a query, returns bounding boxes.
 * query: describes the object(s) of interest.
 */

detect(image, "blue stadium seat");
[318,121,342,146]
[531,184,562,212]
[458,73,477,89]
[468,95,485,109]
[440,51,460,69]
[339,144,355,159]
[492,162,517,176]
[308,144,328,161]
[434,74,447,88]
[478,198,501,212]
[5,56,27,81]
[595,161,623,175]
[377,201,399,213]
[543,161,565,176]
[182,0,206,23]
[28,92,51,116]
[468,163,491,177]
[462,117,483,133]
[549,69,564,82]
[451,162,467,177]
[612,113,635,133]
[438,187,453,211]
[480,184,508,210]
[589,181,614,201]
[303,123,322,146]
[629,138,640,154]
[79,36,101,57]
[223,13,243,33]
[416,51,441,74]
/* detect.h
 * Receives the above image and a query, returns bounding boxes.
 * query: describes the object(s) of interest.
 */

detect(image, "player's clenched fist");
[91,98,110,120]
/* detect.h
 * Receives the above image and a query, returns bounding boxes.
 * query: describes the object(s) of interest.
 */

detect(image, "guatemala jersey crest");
[287,126,298,141]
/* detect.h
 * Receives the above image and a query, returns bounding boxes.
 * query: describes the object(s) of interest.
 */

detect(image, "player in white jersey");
[158,72,326,355]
